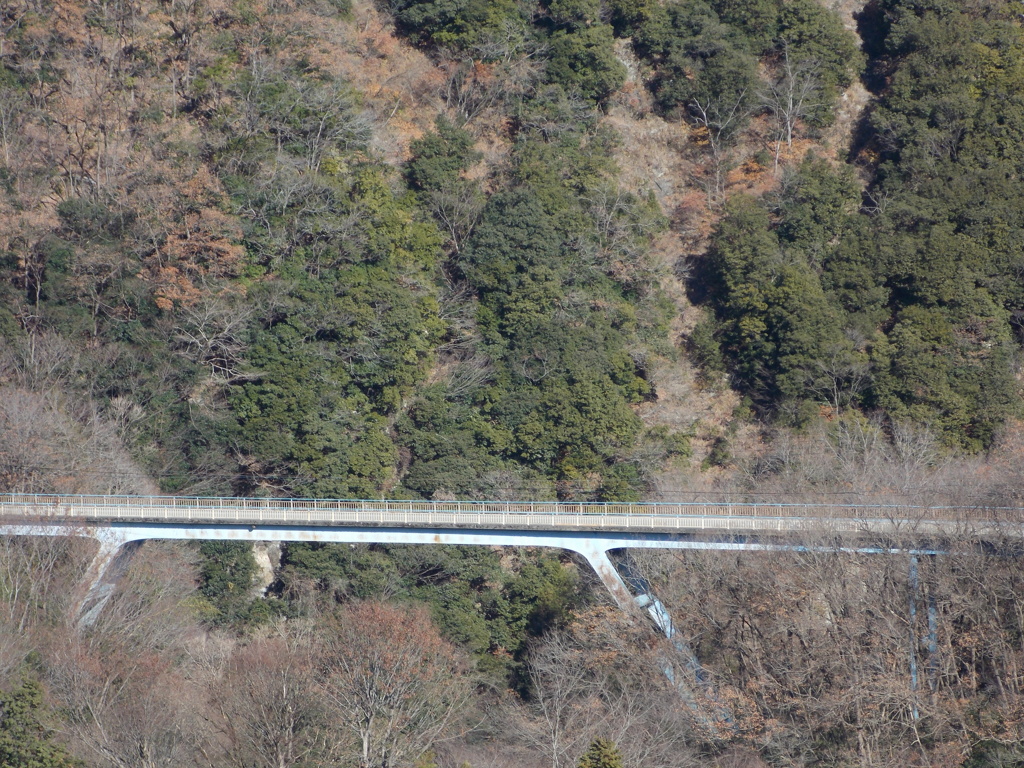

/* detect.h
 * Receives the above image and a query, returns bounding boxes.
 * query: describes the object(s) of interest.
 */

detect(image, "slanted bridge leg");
[575,544,734,735]
[75,538,140,630]
[576,545,634,610]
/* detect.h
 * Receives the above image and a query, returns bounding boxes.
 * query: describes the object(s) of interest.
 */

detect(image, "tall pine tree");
[578,738,624,768]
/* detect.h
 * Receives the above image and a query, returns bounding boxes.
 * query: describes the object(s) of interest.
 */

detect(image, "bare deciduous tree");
[516,632,602,768]
[0,384,155,495]
[173,288,255,380]
[761,45,823,169]
[48,620,206,768]
[424,182,485,254]
[689,90,750,205]
[317,601,473,768]
[0,85,29,167]
[513,623,697,768]
[0,534,91,685]
[212,634,329,768]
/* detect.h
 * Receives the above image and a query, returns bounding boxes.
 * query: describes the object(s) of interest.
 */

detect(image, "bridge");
[2,492,1018,732]
[0,492,1017,535]
[0,492,1016,622]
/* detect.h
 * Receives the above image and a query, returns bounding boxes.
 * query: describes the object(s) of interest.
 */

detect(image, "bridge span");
[2,493,1019,731]
[0,492,1018,536]
[0,492,1018,623]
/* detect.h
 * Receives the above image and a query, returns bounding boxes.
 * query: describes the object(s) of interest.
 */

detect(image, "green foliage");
[775,0,861,90]
[198,541,261,624]
[964,740,1024,768]
[279,543,580,681]
[578,739,624,768]
[458,172,656,494]
[777,154,858,264]
[391,0,523,49]
[702,434,732,469]
[871,303,1018,449]
[0,678,79,768]
[821,221,891,337]
[460,187,560,299]
[280,541,400,597]
[605,0,659,36]
[508,374,643,469]
[707,0,861,86]
[230,298,397,496]
[547,0,601,30]
[705,194,853,415]
[56,197,135,243]
[390,115,668,499]
[687,316,725,377]
[684,0,1024,446]
[229,167,444,495]
[388,0,627,101]
[625,0,858,136]
[545,25,626,104]
[708,0,778,53]
[639,1,760,125]
[855,0,1024,445]
[407,117,481,192]
[395,387,514,499]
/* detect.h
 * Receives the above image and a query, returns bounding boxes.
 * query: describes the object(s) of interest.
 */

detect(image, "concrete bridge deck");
[0,493,1020,537]
[1,492,1016,720]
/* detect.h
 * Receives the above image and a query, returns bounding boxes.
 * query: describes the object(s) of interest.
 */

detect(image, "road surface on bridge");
[0,493,1020,538]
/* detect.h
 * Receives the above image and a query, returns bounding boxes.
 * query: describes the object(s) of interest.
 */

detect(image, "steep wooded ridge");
[3,0,1024,766]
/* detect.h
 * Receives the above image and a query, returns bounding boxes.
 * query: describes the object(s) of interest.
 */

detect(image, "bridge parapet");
[0,493,1019,537]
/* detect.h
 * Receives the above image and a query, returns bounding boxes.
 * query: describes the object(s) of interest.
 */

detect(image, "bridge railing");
[0,493,1020,534]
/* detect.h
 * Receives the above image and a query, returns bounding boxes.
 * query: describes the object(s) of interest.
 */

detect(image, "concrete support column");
[75,537,140,630]
[572,544,635,610]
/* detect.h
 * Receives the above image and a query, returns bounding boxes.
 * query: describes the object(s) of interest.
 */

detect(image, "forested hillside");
[4,0,1024,765]
[3,0,1023,498]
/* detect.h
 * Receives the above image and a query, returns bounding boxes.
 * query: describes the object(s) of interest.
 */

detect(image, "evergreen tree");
[578,738,624,768]
[407,117,480,192]
[0,678,79,768]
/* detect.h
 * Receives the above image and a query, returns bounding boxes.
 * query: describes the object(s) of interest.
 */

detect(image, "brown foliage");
[317,600,473,768]
[0,382,155,494]
[142,169,245,311]
[38,540,206,767]
[0,534,93,686]
[47,642,206,768]
[212,634,328,768]
[633,542,1024,765]
[510,619,698,768]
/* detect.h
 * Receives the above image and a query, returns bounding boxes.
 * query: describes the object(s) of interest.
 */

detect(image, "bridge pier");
[76,538,140,629]
[909,556,921,719]
[927,590,939,690]
[575,544,635,609]
[576,545,724,717]
[908,555,941,713]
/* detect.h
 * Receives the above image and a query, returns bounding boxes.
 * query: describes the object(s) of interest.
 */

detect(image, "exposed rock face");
[251,541,281,595]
